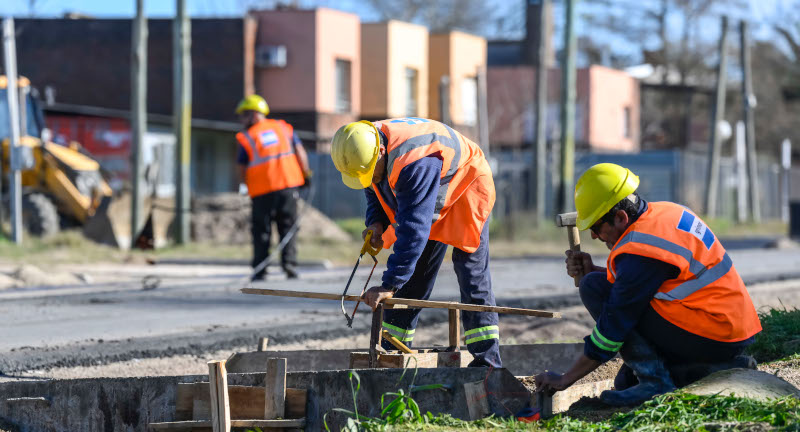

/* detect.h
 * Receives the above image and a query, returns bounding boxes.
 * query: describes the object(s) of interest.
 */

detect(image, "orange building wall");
[316,8,360,114]
[587,65,640,152]
[360,23,389,118]
[428,31,486,126]
[386,21,428,118]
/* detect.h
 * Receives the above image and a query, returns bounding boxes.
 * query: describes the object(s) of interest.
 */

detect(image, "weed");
[747,306,800,363]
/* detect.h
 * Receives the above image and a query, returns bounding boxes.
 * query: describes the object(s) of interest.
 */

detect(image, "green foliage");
[747,307,800,362]
[335,218,366,240]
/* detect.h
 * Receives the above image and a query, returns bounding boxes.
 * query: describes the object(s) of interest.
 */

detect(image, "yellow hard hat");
[330,121,380,190]
[235,94,269,115]
[574,163,640,231]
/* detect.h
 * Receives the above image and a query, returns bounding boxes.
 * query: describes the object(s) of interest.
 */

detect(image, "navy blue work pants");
[381,224,502,367]
[579,271,748,365]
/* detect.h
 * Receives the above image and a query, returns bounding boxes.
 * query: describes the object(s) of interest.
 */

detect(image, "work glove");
[238,183,248,196]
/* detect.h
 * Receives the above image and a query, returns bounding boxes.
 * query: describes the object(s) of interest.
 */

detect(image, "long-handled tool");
[341,229,381,327]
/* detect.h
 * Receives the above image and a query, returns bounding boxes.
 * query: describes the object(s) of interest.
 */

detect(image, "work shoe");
[669,354,758,388]
[600,331,675,407]
[250,272,267,282]
[284,265,299,279]
[613,363,638,391]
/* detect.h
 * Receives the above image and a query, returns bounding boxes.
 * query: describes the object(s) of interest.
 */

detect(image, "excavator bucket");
[82,194,132,249]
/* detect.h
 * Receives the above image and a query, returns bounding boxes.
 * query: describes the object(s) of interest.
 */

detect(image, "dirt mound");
[191,193,351,245]
[2,265,84,288]
[684,368,800,401]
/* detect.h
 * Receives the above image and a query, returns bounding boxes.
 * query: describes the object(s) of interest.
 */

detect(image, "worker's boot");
[613,363,638,391]
[283,264,299,279]
[600,332,675,406]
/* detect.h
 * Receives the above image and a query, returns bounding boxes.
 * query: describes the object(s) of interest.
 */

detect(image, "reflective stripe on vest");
[240,131,295,168]
[386,122,461,220]
[613,230,734,301]
[464,325,499,344]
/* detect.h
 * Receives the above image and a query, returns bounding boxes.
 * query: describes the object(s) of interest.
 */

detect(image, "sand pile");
[0,265,84,290]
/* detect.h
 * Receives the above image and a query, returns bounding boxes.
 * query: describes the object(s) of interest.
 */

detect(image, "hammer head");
[555,212,578,227]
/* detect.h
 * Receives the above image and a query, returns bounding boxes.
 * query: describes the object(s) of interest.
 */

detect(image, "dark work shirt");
[364,155,442,291]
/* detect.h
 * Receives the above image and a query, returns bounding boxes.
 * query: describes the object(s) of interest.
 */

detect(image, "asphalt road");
[1,247,800,373]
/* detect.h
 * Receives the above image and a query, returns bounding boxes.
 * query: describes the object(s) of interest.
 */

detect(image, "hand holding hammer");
[555,212,582,287]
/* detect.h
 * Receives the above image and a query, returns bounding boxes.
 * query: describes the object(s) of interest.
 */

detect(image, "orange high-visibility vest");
[236,119,305,198]
[370,117,495,253]
[607,201,761,342]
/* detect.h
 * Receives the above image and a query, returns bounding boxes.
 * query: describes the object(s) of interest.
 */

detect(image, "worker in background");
[235,95,312,281]
[330,118,501,367]
[535,163,761,406]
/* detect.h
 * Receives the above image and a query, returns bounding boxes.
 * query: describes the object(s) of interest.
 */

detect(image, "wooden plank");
[448,309,461,350]
[381,330,414,353]
[208,361,231,432]
[369,305,383,368]
[265,358,287,419]
[241,288,561,318]
[174,384,306,419]
[463,380,490,420]
[150,418,305,430]
[349,352,439,369]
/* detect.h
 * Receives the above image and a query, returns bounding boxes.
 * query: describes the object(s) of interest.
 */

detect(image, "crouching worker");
[535,163,761,406]
[330,118,501,367]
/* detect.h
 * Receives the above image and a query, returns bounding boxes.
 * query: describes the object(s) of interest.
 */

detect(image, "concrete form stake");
[781,139,792,223]
[558,0,577,214]
[740,21,760,223]
[704,16,728,218]
[130,0,147,247]
[174,0,192,243]
[2,18,22,244]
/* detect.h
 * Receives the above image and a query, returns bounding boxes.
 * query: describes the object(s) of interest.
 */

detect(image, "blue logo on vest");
[676,210,715,249]
[390,117,430,125]
[259,130,279,148]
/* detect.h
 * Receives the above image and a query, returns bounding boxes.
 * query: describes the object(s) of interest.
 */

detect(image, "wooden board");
[463,380,490,420]
[241,288,561,318]
[265,358,287,419]
[176,384,306,420]
[150,418,305,431]
[350,351,442,369]
[207,361,230,432]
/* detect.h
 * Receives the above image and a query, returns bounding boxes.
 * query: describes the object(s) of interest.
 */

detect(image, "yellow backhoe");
[0,75,123,245]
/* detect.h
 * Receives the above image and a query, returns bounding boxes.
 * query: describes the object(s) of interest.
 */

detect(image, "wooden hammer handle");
[567,226,581,287]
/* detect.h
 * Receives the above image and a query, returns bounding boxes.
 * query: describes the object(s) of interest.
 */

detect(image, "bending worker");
[235,95,312,281]
[536,163,761,406]
[330,117,501,367]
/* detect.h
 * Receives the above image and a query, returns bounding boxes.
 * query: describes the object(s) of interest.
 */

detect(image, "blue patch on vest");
[259,130,279,148]
[390,117,430,125]
[676,210,715,249]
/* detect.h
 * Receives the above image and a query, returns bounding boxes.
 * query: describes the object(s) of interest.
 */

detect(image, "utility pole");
[740,20,760,223]
[131,0,147,248]
[174,0,192,243]
[534,0,550,225]
[735,121,747,223]
[438,75,451,125]
[704,16,728,218]
[476,66,490,158]
[558,0,577,214]
[781,139,791,223]
[3,18,22,244]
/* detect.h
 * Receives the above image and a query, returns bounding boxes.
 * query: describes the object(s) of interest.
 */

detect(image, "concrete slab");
[683,368,800,401]
[0,368,530,431]
[226,342,584,377]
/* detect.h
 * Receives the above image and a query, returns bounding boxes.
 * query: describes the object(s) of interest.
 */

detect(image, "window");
[335,59,351,113]
[623,106,631,138]
[461,77,478,126]
[404,67,418,117]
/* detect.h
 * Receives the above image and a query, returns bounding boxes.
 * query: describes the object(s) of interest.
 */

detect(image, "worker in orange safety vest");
[235,95,312,281]
[330,118,501,367]
[535,163,761,406]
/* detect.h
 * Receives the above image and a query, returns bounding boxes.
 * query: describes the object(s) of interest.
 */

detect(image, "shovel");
[341,229,381,327]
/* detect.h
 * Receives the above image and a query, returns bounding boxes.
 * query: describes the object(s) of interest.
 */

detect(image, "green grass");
[747,307,800,363]
[336,392,800,432]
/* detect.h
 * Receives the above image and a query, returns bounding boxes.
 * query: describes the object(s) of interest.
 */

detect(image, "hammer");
[555,212,581,287]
